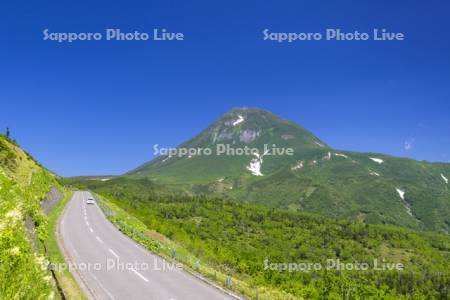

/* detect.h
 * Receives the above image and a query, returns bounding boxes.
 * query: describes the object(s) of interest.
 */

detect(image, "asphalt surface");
[59,191,234,300]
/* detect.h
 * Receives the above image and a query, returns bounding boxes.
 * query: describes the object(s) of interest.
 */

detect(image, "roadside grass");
[1,135,85,299]
[44,189,86,300]
[1,137,57,299]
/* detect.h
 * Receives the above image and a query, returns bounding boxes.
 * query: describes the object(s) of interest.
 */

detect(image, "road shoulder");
[52,190,90,299]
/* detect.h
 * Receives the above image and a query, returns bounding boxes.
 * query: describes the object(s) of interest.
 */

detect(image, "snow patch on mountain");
[232,115,244,126]
[246,149,270,176]
[314,141,325,148]
[322,152,332,161]
[369,171,380,176]
[334,153,348,158]
[247,157,263,176]
[396,188,405,200]
[396,188,413,216]
[291,161,304,171]
[441,174,448,184]
[369,157,384,164]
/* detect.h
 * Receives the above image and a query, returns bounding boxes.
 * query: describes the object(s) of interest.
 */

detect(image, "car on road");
[86,198,95,205]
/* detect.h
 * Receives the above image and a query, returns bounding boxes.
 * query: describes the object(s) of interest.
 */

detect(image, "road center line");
[89,227,94,233]
[96,236,103,243]
[131,268,149,282]
[86,221,89,226]
[89,271,116,300]
[109,249,119,259]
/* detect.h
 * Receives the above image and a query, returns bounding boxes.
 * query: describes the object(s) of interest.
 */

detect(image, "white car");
[86,198,95,205]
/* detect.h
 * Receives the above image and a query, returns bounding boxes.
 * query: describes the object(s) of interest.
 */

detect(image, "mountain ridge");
[125,108,450,233]
[129,107,329,177]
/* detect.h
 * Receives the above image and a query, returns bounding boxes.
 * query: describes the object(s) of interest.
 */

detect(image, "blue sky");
[1,1,449,176]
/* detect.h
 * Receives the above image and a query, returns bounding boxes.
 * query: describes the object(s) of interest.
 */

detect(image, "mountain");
[129,107,329,181]
[127,107,450,233]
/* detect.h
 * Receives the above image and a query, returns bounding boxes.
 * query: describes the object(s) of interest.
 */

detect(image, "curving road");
[59,191,234,300]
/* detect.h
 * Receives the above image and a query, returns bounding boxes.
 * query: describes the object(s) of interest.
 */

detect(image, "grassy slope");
[127,147,450,233]
[231,150,450,233]
[0,135,83,299]
[72,178,450,300]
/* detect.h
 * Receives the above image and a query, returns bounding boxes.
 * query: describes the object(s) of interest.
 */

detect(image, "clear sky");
[1,1,449,176]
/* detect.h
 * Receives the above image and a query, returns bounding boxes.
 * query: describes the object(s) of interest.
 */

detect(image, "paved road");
[59,191,234,300]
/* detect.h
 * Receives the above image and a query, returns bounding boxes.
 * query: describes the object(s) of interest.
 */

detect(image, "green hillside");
[126,108,450,233]
[68,177,450,300]
[0,134,82,299]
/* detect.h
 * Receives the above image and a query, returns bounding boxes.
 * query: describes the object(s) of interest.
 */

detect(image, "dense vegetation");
[73,177,450,300]
[0,134,83,299]
[0,135,57,298]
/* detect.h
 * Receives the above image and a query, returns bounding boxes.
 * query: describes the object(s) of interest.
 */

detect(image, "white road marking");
[131,268,149,282]
[64,191,232,299]
[89,227,94,233]
[109,249,119,259]
[89,271,116,300]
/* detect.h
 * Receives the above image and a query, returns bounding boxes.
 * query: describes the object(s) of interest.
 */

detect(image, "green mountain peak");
[126,108,450,233]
